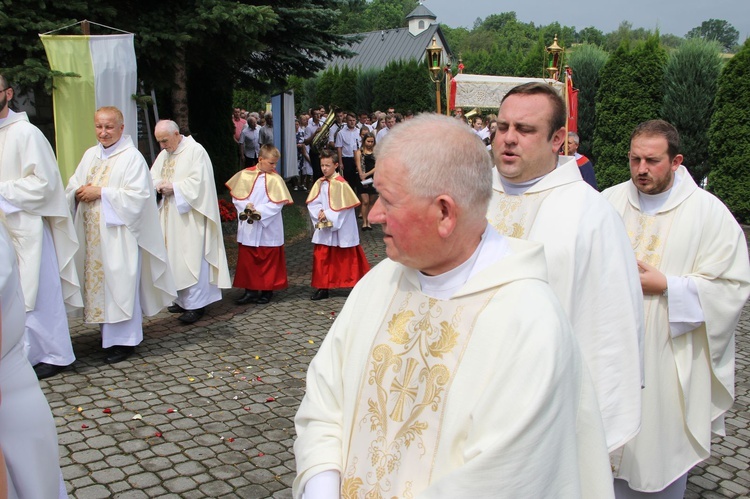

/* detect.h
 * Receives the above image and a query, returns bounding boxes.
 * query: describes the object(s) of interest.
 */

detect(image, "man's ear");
[550,127,566,153]
[671,154,683,171]
[435,195,458,238]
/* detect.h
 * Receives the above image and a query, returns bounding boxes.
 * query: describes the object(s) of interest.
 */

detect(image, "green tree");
[331,66,359,111]
[577,26,605,47]
[316,67,339,108]
[0,0,116,90]
[567,43,609,156]
[372,59,432,112]
[440,24,470,56]
[707,38,750,222]
[518,37,548,77]
[686,19,739,53]
[661,38,723,184]
[604,21,652,52]
[593,36,667,189]
[363,0,417,31]
[355,68,379,113]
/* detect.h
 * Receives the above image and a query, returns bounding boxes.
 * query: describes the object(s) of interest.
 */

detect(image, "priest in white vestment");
[486,82,644,454]
[0,75,81,379]
[294,114,615,499]
[0,213,64,498]
[66,107,176,364]
[151,120,230,324]
[602,120,750,498]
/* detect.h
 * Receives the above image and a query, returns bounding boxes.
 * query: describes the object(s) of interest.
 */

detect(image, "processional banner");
[40,33,137,181]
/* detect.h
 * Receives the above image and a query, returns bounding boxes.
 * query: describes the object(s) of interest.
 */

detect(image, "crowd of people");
[1,71,749,498]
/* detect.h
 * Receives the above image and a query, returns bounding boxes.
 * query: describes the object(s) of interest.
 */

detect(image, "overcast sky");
[423,0,750,42]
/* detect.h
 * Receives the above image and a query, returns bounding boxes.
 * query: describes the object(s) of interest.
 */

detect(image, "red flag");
[566,67,578,133]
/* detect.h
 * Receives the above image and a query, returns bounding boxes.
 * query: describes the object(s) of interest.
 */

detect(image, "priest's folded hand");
[637,260,668,296]
[75,184,102,203]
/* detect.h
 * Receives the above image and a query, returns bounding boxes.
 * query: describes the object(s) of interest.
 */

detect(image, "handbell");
[240,207,261,224]
[315,219,333,230]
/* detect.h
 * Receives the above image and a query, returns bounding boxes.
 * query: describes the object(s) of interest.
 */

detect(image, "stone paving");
[41,218,750,498]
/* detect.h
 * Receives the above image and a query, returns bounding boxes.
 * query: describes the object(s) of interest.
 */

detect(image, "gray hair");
[156,120,180,134]
[567,131,580,144]
[375,113,493,216]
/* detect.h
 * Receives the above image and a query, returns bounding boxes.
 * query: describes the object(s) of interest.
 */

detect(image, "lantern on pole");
[546,34,564,81]
[425,37,443,114]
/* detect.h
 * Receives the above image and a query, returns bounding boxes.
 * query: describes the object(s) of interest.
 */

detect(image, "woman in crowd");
[355,132,377,231]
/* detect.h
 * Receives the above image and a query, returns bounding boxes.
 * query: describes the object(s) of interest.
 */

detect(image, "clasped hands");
[156,181,174,197]
[75,184,102,203]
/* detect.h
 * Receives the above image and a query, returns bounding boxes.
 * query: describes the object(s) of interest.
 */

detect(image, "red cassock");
[311,244,370,289]
[233,245,288,291]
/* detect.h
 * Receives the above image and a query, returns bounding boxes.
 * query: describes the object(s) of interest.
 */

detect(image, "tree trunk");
[171,47,190,132]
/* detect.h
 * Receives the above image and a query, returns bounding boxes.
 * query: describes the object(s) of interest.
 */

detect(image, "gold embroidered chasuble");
[343,287,492,497]
[81,156,113,322]
[485,159,644,453]
[66,136,176,324]
[294,235,616,499]
[603,167,750,491]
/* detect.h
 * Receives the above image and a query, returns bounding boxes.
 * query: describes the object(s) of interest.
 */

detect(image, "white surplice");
[486,156,644,453]
[151,135,230,309]
[603,166,750,492]
[0,110,81,365]
[294,227,614,499]
[0,221,62,498]
[66,136,176,336]
[307,179,360,248]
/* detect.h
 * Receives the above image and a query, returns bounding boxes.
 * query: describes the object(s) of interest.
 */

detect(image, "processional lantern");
[425,37,443,114]
[546,34,564,81]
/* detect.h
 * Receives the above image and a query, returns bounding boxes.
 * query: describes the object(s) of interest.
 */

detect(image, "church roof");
[326,24,446,71]
[406,4,437,20]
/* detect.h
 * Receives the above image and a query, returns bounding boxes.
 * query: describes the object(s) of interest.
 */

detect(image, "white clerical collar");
[0,108,16,125]
[500,159,561,195]
[98,135,126,160]
[637,168,683,215]
[170,135,187,155]
[418,225,511,300]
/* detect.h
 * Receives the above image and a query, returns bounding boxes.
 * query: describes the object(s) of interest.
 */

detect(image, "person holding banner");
[66,106,176,364]
[0,74,81,380]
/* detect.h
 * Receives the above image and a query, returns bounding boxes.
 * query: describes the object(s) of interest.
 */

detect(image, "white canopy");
[450,74,564,109]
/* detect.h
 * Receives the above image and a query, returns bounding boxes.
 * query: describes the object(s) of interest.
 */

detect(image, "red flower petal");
[154,432,162,437]
[266,397,275,402]
[227,438,235,442]
[103,408,112,414]
[256,377,263,382]
[258,452,265,457]
[167,408,175,414]
[81,424,89,429]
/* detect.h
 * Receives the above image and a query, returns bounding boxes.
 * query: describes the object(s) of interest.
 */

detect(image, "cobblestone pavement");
[41,220,750,498]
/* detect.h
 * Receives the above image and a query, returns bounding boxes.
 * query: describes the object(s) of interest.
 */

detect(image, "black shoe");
[256,291,273,304]
[311,289,329,301]
[178,308,205,324]
[235,290,259,305]
[104,346,135,364]
[167,303,185,313]
[33,362,68,380]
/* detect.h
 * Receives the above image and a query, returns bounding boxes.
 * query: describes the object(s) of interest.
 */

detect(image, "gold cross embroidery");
[389,358,421,422]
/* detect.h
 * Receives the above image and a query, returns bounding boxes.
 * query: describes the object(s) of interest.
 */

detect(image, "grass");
[282,204,312,244]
